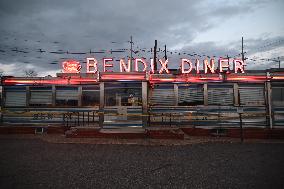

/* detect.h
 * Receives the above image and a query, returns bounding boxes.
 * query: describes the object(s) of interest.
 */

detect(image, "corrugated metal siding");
[149,106,267,127]
[150,86,175,106]
[272,86,284,126]
[239,86,265,106]
[2,107,99,126]
[5,91,26,107]
[30,91,52,104]
[208,88,233,105]
[178,87,203,104]
[56,89,78,100]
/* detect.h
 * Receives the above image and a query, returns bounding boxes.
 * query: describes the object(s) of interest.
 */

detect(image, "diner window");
[4,86,27,107]
[82,85,100,106]
[29,86,52,106]
[208,84,234,106]
[150,84,175,106]
[56,86,78,106]
[105,82,142,106]
[239,84,265,106]
[178,84,204,106]
[272,87,284,106]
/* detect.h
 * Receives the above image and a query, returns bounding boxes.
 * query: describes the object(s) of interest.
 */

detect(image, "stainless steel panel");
[30,91,52,104]
[239,86,265,106]
[5,91,26,107]
[150,87,175,106]
[56,89,78,100]
[208,88,233,105]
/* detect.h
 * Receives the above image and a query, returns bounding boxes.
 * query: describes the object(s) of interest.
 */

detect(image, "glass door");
[103,82,142,128]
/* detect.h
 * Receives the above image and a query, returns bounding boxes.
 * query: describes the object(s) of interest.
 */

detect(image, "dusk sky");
[0,0,283,76]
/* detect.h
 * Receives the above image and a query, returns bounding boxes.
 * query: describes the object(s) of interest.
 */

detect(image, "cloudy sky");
[0,0,283,76]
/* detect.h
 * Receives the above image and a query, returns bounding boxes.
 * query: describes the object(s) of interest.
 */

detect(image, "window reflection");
[105,82,142,106]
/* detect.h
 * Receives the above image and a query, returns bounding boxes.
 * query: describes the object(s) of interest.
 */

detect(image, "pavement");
[1,134,284,146]
[0,135,284,189]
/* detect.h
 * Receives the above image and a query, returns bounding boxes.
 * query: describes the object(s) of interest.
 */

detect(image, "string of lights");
[0,37,283,69]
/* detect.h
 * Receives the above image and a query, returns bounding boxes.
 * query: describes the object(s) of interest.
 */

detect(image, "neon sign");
[62,57,245,74]
[62,60,81,73]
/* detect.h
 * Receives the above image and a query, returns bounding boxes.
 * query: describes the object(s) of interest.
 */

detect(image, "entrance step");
[146,127,184,140]
[66,126,185,139]
[100,128,145,133]
[102,122,143,128]
[66,127,146,139]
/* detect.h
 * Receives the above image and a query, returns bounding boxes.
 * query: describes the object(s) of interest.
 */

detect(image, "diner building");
[1,68,284,133]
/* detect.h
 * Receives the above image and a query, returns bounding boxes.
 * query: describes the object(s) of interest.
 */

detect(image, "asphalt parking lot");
[0,136,283,189]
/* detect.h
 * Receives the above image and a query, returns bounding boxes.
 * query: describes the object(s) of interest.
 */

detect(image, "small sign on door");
[237,107,244,114]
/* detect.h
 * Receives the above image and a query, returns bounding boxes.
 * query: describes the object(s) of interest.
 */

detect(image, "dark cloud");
[0,0,282,75]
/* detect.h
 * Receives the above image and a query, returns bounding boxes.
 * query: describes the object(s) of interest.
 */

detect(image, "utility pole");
[164,45,167,60]
[154,40,157,73]
[130,36,133,72]
[241,37,244,62]
[226,54,230,73]
[278,57,281,69]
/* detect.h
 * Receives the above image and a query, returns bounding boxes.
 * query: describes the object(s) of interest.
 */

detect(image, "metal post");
[0,86,3,125]
[1,85,4,125]
[164,45,167,60]
[154,40,157,73]
[52,85,56,107]
[174,84,179,106]
[78,86,82,107]
[238,90,244,143]
[130,36,133,72]
[233,83,239,106]
[239,112,243,143]
[241,37,244,62]
[26,86,30,107]
[266,82,273,128]
[204,83,208,105]
[142,81,148,128]
[99,82,104,128]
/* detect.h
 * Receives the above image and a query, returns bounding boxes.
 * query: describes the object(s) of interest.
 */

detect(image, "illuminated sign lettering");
[135,58,147,72]
[120,59,131,72]
[86,58,98,73]
[203,59,215,74]
[218,58,229,73]
[62,57,245,74]
[181,59,193,74]
[158,59,169,74]
[103,58,113,72]
[62,60,81,73]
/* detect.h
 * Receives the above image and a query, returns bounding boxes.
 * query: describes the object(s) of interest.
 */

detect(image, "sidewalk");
[1,134,283,146]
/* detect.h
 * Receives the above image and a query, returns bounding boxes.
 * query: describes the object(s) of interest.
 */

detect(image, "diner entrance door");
[103,82,143,128]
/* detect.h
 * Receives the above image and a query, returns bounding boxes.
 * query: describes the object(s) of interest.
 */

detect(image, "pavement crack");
[151,163,172,172]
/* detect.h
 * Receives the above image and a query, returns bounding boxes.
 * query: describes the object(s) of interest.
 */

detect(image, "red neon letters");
[62,57,245,74]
